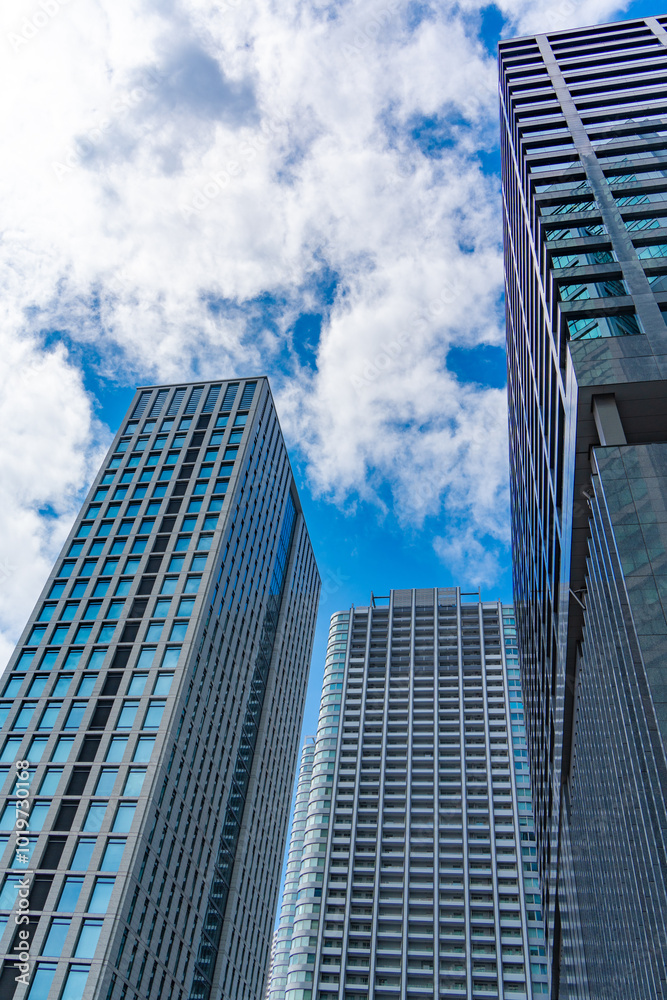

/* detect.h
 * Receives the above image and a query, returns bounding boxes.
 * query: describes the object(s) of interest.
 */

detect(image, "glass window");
[52,675,73,697]
[27,676,48,697]
[228,430,243,443]
[131,539,147,554]
[177,598,195,616]
[145,623,163,641]
[202,515,218,529]
[133,737,155,762]
[0,805,16,831]
[87,877,115,913]
[73,624,93,643]
[48,582,66,600]
[169,622,188,641]
[95,768,118,796]
[127,674,148,696]
[83,602,102,621]
[100,839,125,872]
[182,516,198,532]
[27,626,46,645]
[0,738,22,764]
[39,768,63,795]
[64,703,87,730]
[106,601,124,620]
[117,520,134,536]
[146,500,161,514]
[14,703,37,729]
[63,648,83,669]
[174,535,191,552]
[69,582,87,598]
[105,737,128,762]
[153,673,173,696]
[215,415,228,428]
[83,803,107,833]
[16,651,35,671]
[234,413,247,426]
[60,964,90,1000]
[74,919,103,958]
[57,876,84,911]
[184,575,201,594]
[187,499,203,513]
[153,598,171,617]
[143,701,165,729]
[70,838,96,870]
[190,555,207,571]
[167,556,184,573]
[38,701,62,729]
[83,650,104,672]
[123,768,146,795]
[88,540,105,556]
[114,578,132,597]
[51,737,74,762]
[38,605,57,623]
[75,675,97,697]
[38,650,58,671]
[50,625,70,644]
[2,676,22,698]
[25,963,57,1000]
[68,542,85,557]
[124,558,140,575]
[92,580,110,598]
[112,803,136,832]
[117,701,139,729]
[60,560,77,578]
[161,648,180,669]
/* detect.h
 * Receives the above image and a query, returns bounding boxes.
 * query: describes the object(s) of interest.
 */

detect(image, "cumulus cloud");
[0,0,630,654]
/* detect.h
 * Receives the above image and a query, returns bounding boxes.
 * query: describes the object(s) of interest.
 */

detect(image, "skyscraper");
[0,378,320,1000]
[500,17,667,997]
[268,588,548,1000]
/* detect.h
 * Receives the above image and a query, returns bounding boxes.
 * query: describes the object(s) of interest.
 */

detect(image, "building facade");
[500,17,667,997]
[0,378,320,1000]
[268,588,548,1000]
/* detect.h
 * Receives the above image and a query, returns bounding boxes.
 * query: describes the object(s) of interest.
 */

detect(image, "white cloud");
[0,0,629,655]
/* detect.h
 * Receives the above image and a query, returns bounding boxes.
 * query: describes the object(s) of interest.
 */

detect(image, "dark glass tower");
[500,16,667,999]
[0,378,320,1000]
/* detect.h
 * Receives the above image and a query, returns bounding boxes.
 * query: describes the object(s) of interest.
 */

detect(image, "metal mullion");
[479,602,506,1000]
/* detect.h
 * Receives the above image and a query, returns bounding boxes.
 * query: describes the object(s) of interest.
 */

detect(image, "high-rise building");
[0,378,320,1000]
[268,588,548,1000]
[500,17,667,997]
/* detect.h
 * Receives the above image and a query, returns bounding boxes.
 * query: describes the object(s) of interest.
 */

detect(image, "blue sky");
[0,0,657,742]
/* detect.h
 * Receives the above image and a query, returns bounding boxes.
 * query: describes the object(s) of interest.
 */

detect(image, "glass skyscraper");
[0,378,320,1000]
[500,16,667,997]
[268,588,548,1000]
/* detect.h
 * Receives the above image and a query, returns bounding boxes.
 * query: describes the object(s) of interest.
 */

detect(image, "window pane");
[105,738,128,762]
[153,673,173,696]
[123,769,146,795]
[127,674,148,696]
[83,804,107,833]
[133,737,155,762]
[60,964,90,1000]
[87,877,115,913]
[70,838,96,871]
[57,877,84,911]
[143,701,165,729]
[42,917,71,956]
[95,769,118,795]
[26,963,57,1000]
[112,804,136,832]
[74,919,103,958]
